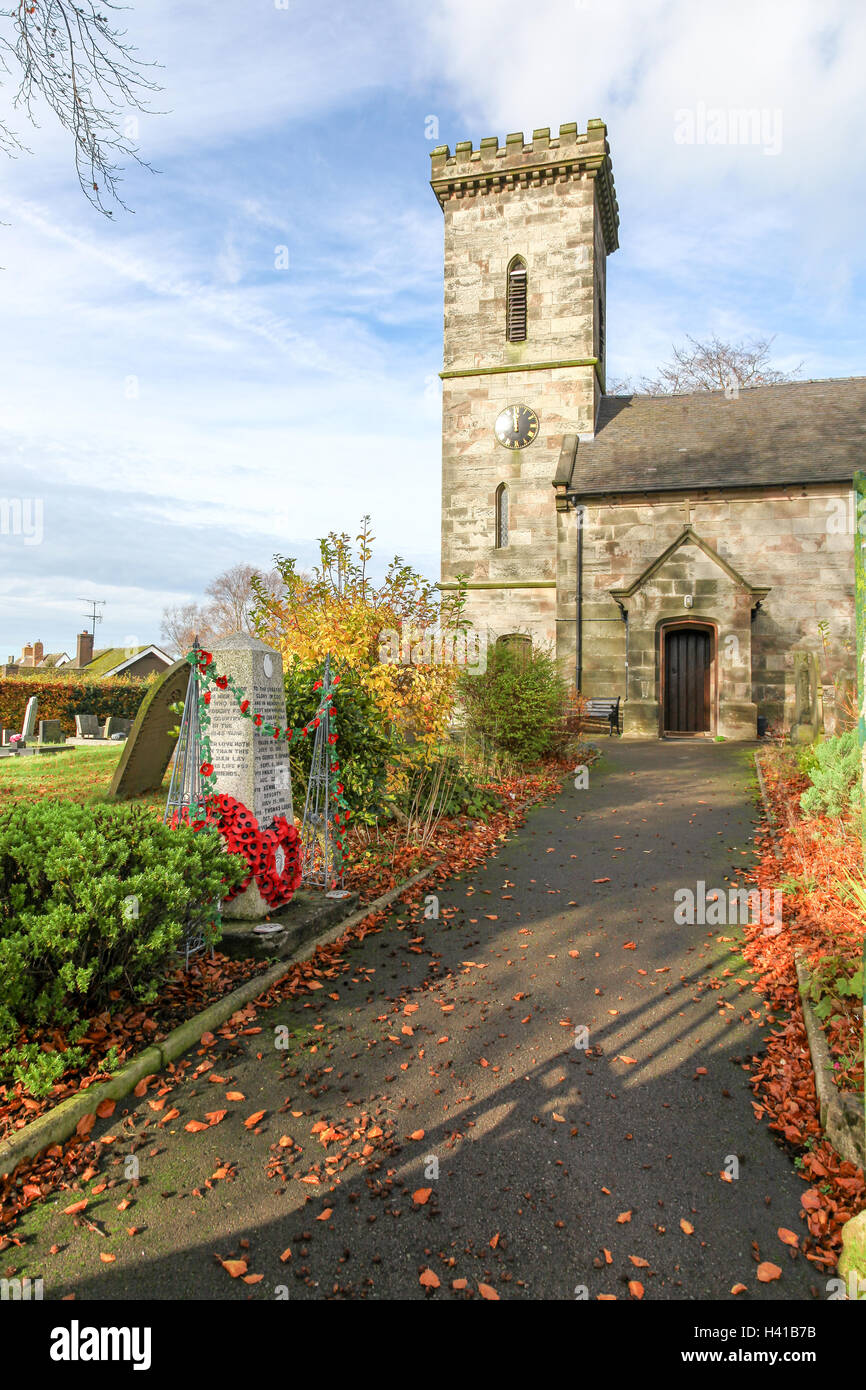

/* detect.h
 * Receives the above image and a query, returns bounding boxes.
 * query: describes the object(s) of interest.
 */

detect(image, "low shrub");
[799,730,862,821]
[457,644,566,767]
[0,802,248,1060]
[397,744,501,822]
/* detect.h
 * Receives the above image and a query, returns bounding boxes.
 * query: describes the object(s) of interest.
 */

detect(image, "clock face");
[494,404,539,450]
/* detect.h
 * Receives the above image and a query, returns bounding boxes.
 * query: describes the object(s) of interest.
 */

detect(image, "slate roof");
[564,377,866,497]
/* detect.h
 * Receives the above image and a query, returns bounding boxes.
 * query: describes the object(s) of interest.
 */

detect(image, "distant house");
[69,633,173,679]
[2,634,172,680]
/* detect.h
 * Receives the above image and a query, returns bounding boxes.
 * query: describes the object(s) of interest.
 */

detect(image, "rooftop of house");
[557,376,866,497]
[79,646,162,677]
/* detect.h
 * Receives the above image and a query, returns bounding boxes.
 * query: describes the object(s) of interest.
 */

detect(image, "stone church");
[429,120,862,738]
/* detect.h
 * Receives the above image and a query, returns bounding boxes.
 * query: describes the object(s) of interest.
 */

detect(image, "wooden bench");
[581,696,621,737]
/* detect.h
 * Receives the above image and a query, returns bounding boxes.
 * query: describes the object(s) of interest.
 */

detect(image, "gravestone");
[103,716,132,738]
[790,650,821,744]
[108,658,191,799]
[74,713,101,738]
[820,683,837,738]
[21,695,38,745]
[38,719,63,744]
[208,632,294,920]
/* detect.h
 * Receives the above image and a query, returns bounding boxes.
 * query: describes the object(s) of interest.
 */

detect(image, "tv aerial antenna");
[78,598,106,637]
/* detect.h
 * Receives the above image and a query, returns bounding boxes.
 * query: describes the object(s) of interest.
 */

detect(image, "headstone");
[820,684,837,738]
[790,650,821,744]
[21,695,38,744]
[108,659,190,799]
[75,713,101,738]
[38,719,63,744]
[207,632,294,921]
[103,716,132,738]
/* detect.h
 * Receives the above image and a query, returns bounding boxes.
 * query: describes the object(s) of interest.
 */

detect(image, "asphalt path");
[11,740,821,1300]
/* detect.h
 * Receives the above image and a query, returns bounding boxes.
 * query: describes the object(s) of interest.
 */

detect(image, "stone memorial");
[75,713,101,738]
[38,719,63,744]
[207,632,294,920]
[21,695,38,745]
[103,716,132,738]
[790,650,821,744]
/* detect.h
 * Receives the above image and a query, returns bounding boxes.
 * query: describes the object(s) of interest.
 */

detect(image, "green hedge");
[0,674,153,737]
[0,803,248,1087]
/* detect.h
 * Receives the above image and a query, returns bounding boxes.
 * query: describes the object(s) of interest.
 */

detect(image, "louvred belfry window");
[506,257,527,342]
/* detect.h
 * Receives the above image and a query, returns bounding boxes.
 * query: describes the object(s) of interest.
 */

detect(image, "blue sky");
[0,0,864,655]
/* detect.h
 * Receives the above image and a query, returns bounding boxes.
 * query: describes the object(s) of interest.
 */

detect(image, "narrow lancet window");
[495,483,509,548]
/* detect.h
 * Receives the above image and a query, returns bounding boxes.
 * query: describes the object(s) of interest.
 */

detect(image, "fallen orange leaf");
[478,1283,499,1300]
[419,1268,440,1288]
[756,1262,782,1283]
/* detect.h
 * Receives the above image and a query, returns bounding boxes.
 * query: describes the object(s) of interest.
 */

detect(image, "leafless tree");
[161,565,287,656]
[204,563,262,638]
[0,1,161,214]
[638,334,803,395]
[160,602,214,659]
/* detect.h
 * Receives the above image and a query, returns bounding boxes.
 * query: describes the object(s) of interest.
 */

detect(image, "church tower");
[430,120,619,654]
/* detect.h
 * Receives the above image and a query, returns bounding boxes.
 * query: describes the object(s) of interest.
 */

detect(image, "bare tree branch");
[0,1,162,214]
[638,334,803,395]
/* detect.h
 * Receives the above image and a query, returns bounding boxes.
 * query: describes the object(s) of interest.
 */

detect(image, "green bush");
[0,802,248,1056]
[457,644,566,767]
[799,730,862,820]
[284,657,396,824]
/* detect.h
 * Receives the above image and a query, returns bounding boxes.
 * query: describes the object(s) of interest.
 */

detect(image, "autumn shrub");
[0,803,248,1064]
[457,644,567,768]
[799,730,862,821]
[252,518,468,765]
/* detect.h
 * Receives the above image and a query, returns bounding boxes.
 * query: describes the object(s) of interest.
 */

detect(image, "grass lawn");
[0,745,170,811]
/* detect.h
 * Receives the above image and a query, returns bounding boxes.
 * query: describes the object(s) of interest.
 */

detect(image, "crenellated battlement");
[430,119,619,253]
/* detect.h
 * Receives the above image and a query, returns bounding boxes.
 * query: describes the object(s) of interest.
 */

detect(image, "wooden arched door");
[662,625,714,734]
